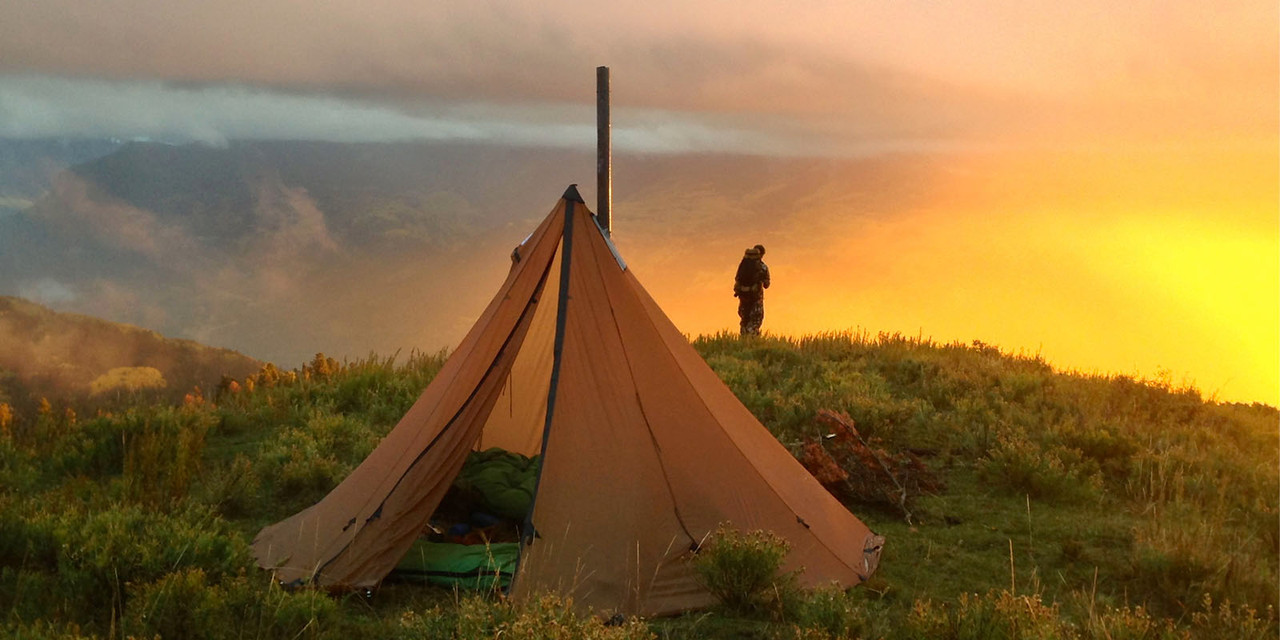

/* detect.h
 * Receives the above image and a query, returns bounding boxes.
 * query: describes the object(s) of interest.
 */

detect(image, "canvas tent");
[252,186,884,616]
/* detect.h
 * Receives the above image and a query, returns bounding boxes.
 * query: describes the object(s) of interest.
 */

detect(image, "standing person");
[733,244,771,335]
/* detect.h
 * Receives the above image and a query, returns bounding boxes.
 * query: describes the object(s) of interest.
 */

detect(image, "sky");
[1,0,1277,404]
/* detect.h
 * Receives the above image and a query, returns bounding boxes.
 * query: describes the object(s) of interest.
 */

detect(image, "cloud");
[32,171,203,263]
[2,0,1273,154]
[18,277,76,305]
[0,75,980,156]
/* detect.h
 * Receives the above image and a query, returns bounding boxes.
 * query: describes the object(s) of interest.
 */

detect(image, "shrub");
[0,567,69,628]
[1189,594,1277,640]
[267,584,344,639]
[122,569,355,640]
[122,408,213,505]
[1126,502,1278,616]
[904,590,1071,640]
[54,503,252,625]
[692,524,802,620]
[796,584,892,640]
[1079,604,1188,640]
[124,568,224,640]
[977,431,1102,502]
[199,453,261,518]
[0,501,61,570]
[419,593,654,640]
[256,411,382,505]
[0,620,101,639]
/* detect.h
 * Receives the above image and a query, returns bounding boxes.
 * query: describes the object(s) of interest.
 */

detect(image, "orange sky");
[623,146,1279,406]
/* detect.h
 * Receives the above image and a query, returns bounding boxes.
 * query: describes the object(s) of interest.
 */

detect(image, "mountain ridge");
[0,295,262,412]
[0,138,934,368]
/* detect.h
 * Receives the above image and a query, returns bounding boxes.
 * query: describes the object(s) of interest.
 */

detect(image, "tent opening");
[389,232,566,589]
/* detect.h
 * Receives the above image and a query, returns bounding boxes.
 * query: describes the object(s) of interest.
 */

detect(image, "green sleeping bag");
[453,448,540,519]
[392,541,519,590]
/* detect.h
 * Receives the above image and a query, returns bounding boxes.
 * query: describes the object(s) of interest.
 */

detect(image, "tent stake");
[596,65,612,237]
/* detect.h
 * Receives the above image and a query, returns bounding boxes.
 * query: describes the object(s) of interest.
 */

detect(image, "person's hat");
[744,247,762,258]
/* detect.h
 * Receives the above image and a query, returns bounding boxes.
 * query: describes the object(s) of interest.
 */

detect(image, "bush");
[55,504,252,625]
[904,590,1071,640]
[122,569,354,640]
[256,411,381,505]
[266,584,345,639]
[199,453,261,518]
[977,431,1102,502]
[1126,503,1278,616]
[124,568,224,640]
[400,593,655,640]
[0,499,61,570]
[796,584,893,640]
[1079,604,1188,640]
[692,525,803,620]
[1189,594,1277,640]
[0,620,101,639]
[121,408,213,505]
[0,567,70,628]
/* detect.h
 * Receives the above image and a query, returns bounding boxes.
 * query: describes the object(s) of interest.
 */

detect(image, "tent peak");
[562,184,585,204]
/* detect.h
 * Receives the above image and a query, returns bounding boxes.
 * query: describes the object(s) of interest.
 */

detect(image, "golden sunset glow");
[625,147,1279,406]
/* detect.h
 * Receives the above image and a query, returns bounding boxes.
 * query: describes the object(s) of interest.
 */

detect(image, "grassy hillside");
[0,296,261,413]
[0,333,1274,639]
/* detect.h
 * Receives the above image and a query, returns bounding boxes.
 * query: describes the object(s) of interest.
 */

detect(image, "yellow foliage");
[89,366,168,396]
[0,402,12,438]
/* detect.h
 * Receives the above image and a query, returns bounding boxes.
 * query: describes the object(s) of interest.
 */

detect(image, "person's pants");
[738,296,764,335]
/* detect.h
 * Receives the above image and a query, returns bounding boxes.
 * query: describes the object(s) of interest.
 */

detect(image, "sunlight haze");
[0,0,1275,405]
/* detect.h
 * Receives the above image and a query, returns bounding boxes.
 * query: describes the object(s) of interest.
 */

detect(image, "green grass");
[0,333,1275,639]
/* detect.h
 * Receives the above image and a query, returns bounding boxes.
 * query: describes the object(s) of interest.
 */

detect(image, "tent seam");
[620,274,858,575]
[519,197,576,549]
[584,216,698,548]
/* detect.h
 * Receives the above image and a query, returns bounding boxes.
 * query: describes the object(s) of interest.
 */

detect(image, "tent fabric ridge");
[310,255,559,584]
[591,212,627,270]
[521,196,576,548]
[581,222,697,547]
[630,386,698,546]
[619,274,860,576]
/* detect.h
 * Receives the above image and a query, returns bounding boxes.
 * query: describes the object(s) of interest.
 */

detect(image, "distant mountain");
[0,296,261,412]
[0,138,123,216]
[0,139,945,366]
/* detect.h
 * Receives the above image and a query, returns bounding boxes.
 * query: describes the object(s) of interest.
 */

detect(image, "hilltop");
[0,331,1273,639]
[0,295,261,412]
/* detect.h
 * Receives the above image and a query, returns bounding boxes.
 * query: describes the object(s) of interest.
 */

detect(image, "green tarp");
[392,541,519,590]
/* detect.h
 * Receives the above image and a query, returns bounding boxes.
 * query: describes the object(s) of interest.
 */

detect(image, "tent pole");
[596,66,612,237]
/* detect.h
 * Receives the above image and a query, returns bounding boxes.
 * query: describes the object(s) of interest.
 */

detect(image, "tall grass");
[0,335,1273,639]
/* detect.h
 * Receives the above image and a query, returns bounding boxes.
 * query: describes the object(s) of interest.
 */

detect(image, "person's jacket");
[733,258,770,298]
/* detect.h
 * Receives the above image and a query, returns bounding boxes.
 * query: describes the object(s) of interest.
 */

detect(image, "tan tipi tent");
[253,186,884,616]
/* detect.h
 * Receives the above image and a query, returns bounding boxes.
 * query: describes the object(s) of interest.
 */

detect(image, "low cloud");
[0,1,1272,160]
[18,277,76,305]
[0,75,979,156]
